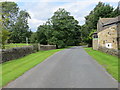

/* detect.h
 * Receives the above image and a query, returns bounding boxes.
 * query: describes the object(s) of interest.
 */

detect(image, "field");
[1,48,64,87]
[84,47,119,82]
[4,43,32,49]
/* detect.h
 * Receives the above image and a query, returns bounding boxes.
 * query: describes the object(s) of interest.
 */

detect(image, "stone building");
[93,16,120,56]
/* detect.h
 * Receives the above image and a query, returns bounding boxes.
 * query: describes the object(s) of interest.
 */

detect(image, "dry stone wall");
[1,46,34,63]
[117,23,120,49]
[98,46,119,57]
[1,44,56,63]
[92,39,98,50]
[40,45,56,51]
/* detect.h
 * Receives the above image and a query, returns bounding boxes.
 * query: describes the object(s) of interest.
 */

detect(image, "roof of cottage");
[98,16,120,26]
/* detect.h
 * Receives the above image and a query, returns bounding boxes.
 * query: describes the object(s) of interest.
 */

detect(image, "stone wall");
[92,38,98,50]
[1,46,34,63]
[117,22,120,49]
[98,46,119,57]
[98,25,118,50]
[1,44,56,63]
[40,45,56,50]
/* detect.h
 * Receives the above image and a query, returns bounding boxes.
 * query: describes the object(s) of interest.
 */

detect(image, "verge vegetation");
[84,47,119,82]
[1,48,64,87]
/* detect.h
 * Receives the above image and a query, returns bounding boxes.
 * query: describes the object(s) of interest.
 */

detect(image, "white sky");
[1,0,119,31]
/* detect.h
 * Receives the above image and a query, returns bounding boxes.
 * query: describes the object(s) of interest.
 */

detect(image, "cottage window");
[93,33,98,38]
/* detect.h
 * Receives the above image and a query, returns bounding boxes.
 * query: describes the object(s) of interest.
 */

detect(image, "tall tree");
[111,7,120,17]
[30,32,38,43]
[37,25,48,45]
[10,10,31,43]
[37,8,81,48]
[85,2,114,29]
[1,2,31,43]
[50,8,81,48]
[1,2,19,31]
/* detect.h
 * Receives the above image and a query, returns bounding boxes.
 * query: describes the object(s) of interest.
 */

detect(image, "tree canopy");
[10,10,31,43]
[81,2,120,46]
[1,1,120,48]
[37,8,81,48]
[1,2,32,44]
[1,2,19,30]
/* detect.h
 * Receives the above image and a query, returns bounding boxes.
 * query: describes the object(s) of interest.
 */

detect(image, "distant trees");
[81,2,120,46]
[0,2,18,48]
[2,1,119,48]
[37,8,81,48]
[2,2,19,31]
[1,2,32,43]
[10,10,31,43]
[37,25,48,45]
[30,32,37,43]
[111,7,120,17]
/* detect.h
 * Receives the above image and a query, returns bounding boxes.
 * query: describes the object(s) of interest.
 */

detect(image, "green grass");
[0,64,2,88]
[0,48,64,87]
[84,47,119,82]
[4,43,32,49]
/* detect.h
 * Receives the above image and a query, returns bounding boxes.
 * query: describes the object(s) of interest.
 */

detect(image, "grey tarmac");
[4,46,118,88]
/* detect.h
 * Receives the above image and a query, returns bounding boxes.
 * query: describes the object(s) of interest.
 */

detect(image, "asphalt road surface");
[5,46,118,88]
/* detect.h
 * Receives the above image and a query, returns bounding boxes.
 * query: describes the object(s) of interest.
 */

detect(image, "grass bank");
[84,47,119,82]
[1,48,65,87]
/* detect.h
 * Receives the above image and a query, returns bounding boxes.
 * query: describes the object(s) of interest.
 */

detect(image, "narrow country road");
[4,46,118,88]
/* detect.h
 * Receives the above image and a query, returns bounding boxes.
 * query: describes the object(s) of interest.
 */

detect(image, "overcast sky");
[2,0,119,32]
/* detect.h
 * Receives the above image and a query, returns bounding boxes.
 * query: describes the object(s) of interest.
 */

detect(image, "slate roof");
[99,16,120,27]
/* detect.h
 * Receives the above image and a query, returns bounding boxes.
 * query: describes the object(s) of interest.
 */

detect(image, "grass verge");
[84,47,119,82]
[1,48,64,87]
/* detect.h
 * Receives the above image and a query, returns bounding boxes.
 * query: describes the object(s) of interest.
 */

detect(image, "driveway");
[4,46,118,88]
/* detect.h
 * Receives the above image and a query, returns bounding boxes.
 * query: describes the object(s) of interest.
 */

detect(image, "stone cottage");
[93,16,120,56]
